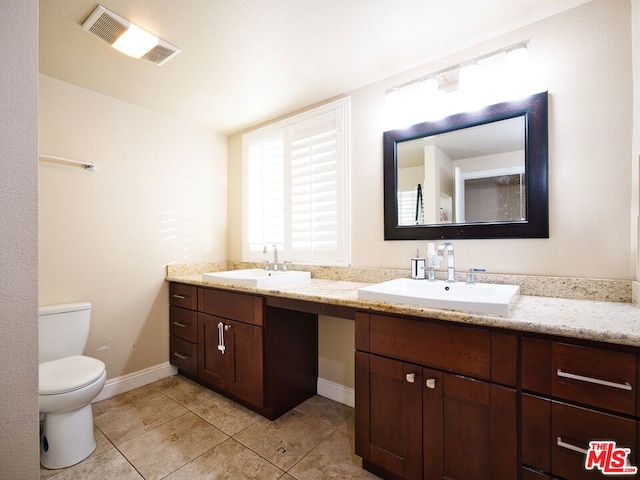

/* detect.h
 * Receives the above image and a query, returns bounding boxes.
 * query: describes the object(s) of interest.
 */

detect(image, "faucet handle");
[466,268,486,284]
[282,261,292,271]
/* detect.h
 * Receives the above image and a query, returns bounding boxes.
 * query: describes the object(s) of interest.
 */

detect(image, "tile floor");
[40,375,381,480]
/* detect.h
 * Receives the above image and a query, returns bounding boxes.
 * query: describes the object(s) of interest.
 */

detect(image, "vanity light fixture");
[386,40,529,95]
[82,5,181,65]
[385,40,530,128]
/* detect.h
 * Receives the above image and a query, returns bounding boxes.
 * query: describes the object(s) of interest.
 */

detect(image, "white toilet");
[39,302,106,469]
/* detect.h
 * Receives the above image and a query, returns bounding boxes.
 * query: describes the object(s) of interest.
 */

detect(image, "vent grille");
[87,11,128,45]
[141,42,180,66]
[82,5,181,65]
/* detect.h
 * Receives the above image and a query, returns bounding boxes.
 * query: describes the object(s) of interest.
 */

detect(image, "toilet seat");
[39,355,106,395]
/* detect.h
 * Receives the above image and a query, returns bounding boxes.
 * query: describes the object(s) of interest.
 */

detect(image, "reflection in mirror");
[384,91,548,240]
[397,117,525,226]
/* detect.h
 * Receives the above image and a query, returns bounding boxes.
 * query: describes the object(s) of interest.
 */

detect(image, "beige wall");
[347,0,633,279]
[39,75,228,379]
[0,1,39,476]
[228,0,635,389]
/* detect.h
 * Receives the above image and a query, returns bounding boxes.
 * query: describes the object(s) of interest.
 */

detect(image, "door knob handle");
[426,378,436,389]
[406,373,416,383]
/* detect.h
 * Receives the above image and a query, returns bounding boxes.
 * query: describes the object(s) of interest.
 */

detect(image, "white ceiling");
[39,0,591,135]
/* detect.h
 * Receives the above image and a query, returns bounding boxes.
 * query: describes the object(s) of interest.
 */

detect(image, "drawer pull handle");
[173,352,189,360]
[218,322,226,354]
[557,436,588,456]
[556,369,633,391]
[172,294,186,299]
[426,378,436,389]
[406,373,416,383]
[173,321,188,328]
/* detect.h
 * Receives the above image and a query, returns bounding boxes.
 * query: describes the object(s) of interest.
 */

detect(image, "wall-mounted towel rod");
[38,154,95,171]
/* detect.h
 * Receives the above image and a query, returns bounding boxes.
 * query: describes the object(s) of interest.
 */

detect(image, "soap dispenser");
[411,249,427,280]
[427,243,439,280]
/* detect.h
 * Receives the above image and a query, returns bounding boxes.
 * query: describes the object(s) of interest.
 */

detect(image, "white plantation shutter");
[246,134,285,250]
[243,98,350,265]
[398,189,417,226]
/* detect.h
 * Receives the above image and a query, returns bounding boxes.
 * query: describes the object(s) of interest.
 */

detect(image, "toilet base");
[40,403,97,469]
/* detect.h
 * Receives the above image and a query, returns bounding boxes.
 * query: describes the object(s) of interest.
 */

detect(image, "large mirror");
[384,91,548,240]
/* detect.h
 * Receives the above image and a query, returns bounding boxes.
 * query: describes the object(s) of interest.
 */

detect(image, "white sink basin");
[358,278,520,317]
[202,268,311,288]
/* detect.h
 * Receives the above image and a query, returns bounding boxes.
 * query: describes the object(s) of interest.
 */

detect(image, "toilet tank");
[39,302,92,363]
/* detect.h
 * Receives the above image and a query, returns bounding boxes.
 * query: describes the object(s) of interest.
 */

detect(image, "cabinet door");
[226,319,263,408]
[355,352,422,480]
[198,313,264,409]
[198,313,230,390]
[423,371,517,480]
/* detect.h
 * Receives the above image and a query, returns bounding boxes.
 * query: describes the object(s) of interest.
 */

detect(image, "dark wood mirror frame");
[383,91,548,240]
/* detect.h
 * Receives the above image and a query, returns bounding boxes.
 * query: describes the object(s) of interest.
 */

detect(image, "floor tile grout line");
[171,436,288,479]
[153,439,225,480]
[93,391,188,448]
[46,376,360,480]
[93,424,148,480]
[99,383,271,477]
[229,412,340,474]
[100,408,194,449]
[230,432,295,473]
[279,420,345,475]
[111,410,231,480]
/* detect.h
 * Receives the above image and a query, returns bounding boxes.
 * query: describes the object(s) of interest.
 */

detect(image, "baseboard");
[317,377,354,408]
[94,367,351,407]
[93,362,177,403]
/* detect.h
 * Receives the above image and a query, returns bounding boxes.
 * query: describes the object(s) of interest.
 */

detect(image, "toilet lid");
[39,355,106,395]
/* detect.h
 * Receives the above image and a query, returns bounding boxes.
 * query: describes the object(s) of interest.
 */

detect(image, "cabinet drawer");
[552,401,637,479]
[170,336,197,376]
[199,288,263,326]
[522,396,638,479]
[366,313,491,380]
[169,283,197,310]
[552,343,637,416]
[170,306,197,343]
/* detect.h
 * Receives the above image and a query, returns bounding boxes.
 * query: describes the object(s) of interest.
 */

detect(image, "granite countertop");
[166,271,640,348]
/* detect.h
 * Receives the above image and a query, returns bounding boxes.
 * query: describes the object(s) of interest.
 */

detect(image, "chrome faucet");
[437,243,456,282]
[263,244,279,271]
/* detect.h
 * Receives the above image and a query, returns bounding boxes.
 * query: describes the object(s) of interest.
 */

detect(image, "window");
[242,98,350,265]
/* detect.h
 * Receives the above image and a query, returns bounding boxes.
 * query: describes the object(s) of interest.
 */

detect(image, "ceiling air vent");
[141,44,178,65]
[81,5,181,66]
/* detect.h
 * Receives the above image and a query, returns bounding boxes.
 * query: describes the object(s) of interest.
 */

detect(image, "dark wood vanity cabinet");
[521,337,639,479]
[169,282,317,420]
[355,312,518,480]
[171,280,640,479]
